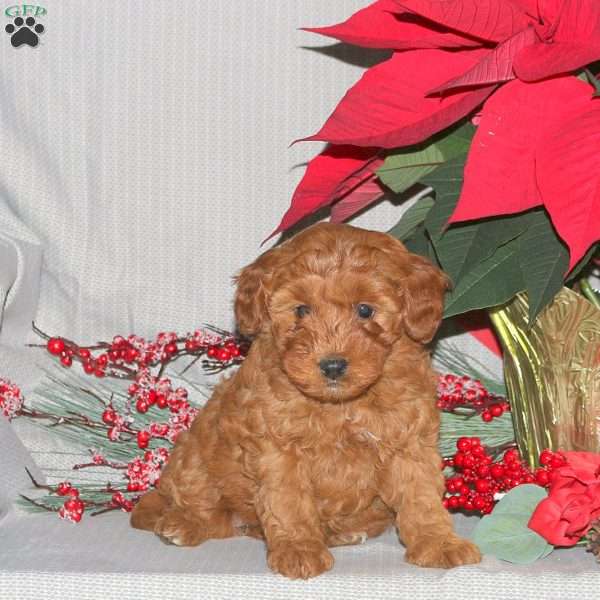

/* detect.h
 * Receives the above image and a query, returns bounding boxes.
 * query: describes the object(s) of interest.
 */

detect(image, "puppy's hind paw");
[405,535,481,569]
[268,540,334,579]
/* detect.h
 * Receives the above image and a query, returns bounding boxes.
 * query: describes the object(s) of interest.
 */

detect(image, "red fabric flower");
[275,0,600,267]
[529,452,600,546]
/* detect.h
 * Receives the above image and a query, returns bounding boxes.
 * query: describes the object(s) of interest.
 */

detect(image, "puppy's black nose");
[319,357,348,380]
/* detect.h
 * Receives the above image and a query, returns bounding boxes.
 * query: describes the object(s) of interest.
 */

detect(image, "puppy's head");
[235,223,449,403]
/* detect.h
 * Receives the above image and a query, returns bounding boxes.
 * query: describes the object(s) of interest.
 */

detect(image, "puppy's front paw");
[405,535,481,569]
[154,508,208,547]
[268,540,334,579]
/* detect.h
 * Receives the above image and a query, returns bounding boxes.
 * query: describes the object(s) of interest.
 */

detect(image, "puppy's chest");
[303,416,392,487]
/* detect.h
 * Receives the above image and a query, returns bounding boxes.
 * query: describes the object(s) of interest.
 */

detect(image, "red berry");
[539,450,553,466]
[458,485,471,497]
[477,465,491,478]
[456,437,472,452]
[447,496,460,509]
[217,348,231,361]
[473,496,486,510]
[462,455,476,469]
[136,399,148,414]
[137,431,151,449]
[185,339,196,352]
[125,348,139,362]
[57,482,72,496]
[535,469,550,486]
[102,409,117,424]
[47,337,66,355]
[156,394,168,409]
[490,464,505,479]
[453,452,465,467]
[471,445,486,457]
[64,498,81,511]
[503,449,520,464]
[94,368,105,378]
[83,361,95,374]
[97,354,108,367]
[475,479,491,493]
[481,410,493,422]
[207,346,218,358]
[490,404,504,417]
[60,354,73,367]
[79,348,91,359]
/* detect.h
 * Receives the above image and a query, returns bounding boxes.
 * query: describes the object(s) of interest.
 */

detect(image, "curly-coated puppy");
[131,223,481,578]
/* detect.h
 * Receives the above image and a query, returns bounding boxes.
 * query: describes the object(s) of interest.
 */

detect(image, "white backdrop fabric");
[2,2,591,599]
[0,0,406,346]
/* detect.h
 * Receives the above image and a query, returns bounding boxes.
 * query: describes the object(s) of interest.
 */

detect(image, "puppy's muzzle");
[319,357,348,380]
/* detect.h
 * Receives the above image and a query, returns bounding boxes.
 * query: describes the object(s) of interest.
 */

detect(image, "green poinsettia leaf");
[377,122,474,194]
[517,211,570,326]
[402,223,437,262]
[388,196,435,241]
[421,155,466,241]
[422,157,531,285]
[377,162,437,195]
[566,242,597,282]
[443,237,526,318]
[472,485,553,564]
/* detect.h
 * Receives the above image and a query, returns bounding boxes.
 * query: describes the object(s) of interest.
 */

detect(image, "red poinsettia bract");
[275,0,600,268]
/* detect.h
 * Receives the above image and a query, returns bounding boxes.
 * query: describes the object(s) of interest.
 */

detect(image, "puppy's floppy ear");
[234,245,285,337]
[401,253,451,344]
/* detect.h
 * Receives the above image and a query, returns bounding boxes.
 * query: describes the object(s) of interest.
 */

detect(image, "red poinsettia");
[275,0,600,269]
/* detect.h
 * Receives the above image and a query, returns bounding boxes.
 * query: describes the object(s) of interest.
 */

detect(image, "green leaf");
[377,162,437,195]
[517,211,570,326]
[472,484,553,564]
[421,156,466,243]
[422,156,531,285]
[377,122,474,194]
[491,483,548,516]
[443,237,526,318]
[403,223,437,263]
[473,514,553,564]
[566,242,597,282]
[388,196,435,241]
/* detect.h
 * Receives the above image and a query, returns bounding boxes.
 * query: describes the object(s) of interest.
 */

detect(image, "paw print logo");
[5,17,44,48]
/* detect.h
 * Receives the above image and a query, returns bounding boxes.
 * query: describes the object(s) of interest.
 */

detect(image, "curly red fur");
[131,223,481,578]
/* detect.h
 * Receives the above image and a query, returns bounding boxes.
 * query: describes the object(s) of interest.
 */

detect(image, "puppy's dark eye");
[356,303,375,319]
[295,305,311,318]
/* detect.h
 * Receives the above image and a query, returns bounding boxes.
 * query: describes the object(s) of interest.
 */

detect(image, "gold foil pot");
[489,288,600,469]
